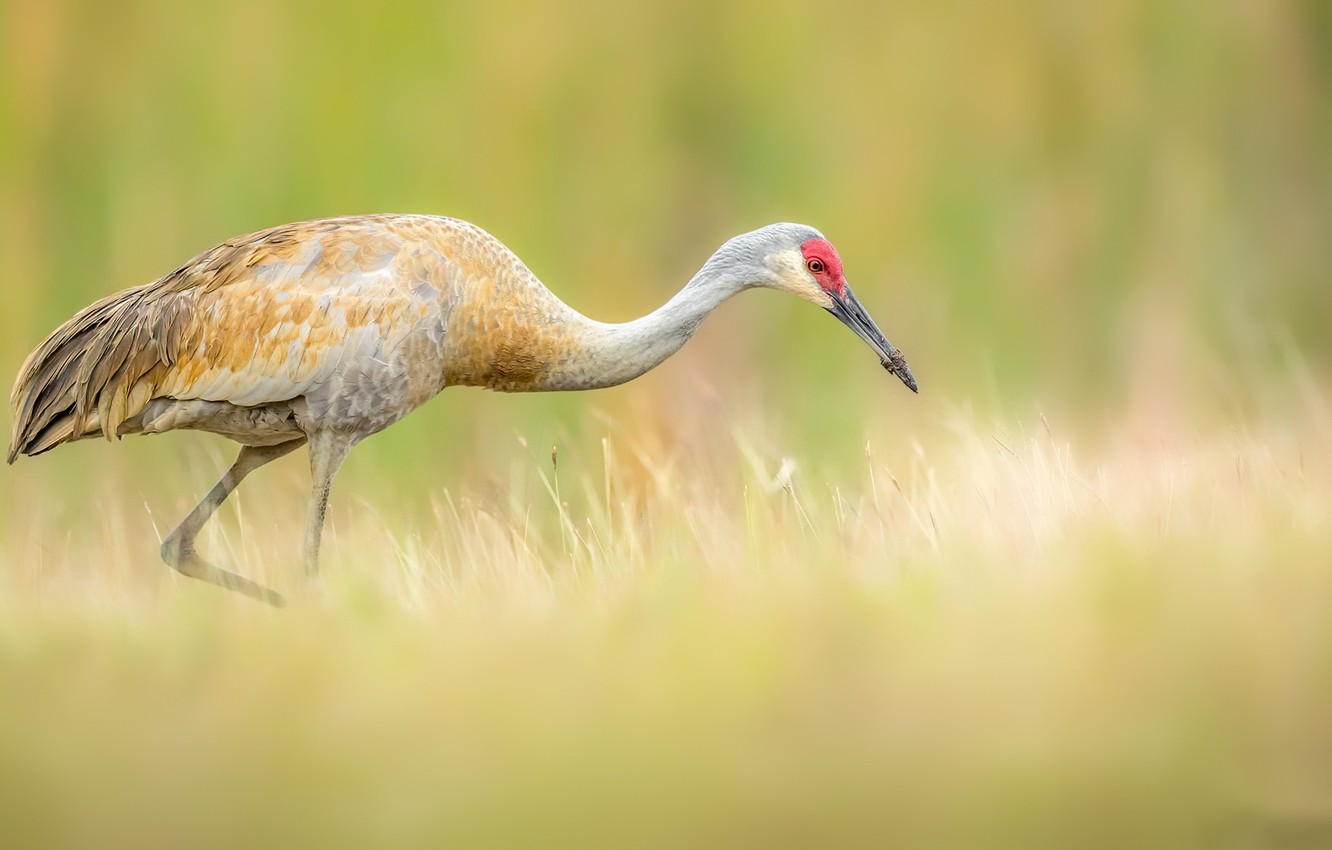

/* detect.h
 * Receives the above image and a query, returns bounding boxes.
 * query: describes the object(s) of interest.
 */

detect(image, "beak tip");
[881,351,919,394]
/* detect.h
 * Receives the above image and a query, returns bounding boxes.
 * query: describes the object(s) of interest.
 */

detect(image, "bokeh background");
[2,1,1332,847]
[4,0,1330,477]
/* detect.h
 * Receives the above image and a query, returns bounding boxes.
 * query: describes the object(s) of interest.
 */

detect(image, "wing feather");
[9,215,457,460]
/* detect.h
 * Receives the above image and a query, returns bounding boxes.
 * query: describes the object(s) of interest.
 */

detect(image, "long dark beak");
[827,284,918,393]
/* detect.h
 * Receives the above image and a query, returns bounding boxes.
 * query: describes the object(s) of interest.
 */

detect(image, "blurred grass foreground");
[2,408,1331,848]
[2,0,1332,847]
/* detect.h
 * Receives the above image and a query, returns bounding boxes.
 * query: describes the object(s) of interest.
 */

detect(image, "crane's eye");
[807,258,825,274]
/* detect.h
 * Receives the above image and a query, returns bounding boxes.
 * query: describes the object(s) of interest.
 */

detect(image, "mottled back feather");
[7,215,473,462]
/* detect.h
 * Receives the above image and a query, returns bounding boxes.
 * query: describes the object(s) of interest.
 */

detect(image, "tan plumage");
[11,215,548,460]
[9,214,916,605]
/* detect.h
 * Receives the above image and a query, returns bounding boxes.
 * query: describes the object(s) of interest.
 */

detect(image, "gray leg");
[303,430,357,576]
[161,440,306,607]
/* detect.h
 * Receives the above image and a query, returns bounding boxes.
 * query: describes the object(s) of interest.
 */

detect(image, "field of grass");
[2,381,1329,848]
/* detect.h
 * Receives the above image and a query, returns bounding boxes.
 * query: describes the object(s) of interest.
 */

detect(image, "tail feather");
[14,324,100,441]
[8,285,182,462]
[23,413,81,459]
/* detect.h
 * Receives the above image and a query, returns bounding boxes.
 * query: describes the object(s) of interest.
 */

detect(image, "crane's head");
[706,223,918,393]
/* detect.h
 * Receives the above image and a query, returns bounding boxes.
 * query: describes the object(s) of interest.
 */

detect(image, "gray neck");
[542,271,746,391]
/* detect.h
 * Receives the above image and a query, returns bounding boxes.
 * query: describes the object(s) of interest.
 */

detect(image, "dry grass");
[1,395,1330,849]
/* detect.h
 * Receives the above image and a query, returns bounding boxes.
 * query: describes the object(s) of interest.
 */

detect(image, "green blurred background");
[4,5,1332,844]
[2,0,1330,485]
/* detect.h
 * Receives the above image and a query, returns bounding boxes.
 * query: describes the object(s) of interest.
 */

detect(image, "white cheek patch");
[765,249,804,278]
[766,250,834,309]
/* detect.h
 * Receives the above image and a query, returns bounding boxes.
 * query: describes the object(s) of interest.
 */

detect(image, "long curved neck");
[540,271,746,391]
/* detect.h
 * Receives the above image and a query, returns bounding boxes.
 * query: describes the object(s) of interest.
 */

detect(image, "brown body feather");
[7,214,642,465]
[10,216,431,462]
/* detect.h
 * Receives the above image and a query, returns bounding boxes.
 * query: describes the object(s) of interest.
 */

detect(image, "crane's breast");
[436,268,583,392]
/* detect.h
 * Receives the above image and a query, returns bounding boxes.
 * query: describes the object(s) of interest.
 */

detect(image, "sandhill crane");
[8,215,917,606]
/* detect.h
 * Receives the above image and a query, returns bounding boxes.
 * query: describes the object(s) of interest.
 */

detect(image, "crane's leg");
[161,439,306,607]
[303,430,358,576]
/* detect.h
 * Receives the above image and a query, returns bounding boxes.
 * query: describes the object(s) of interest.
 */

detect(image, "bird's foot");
[161,539,286,608]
